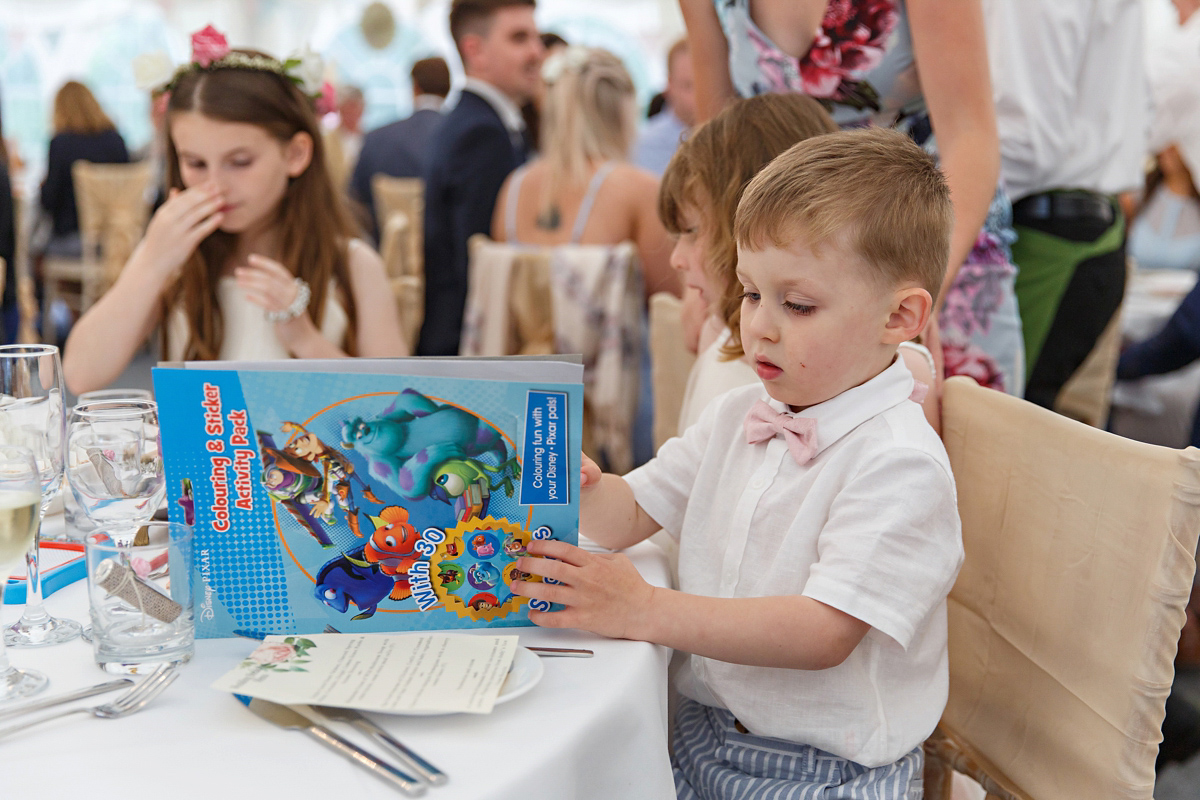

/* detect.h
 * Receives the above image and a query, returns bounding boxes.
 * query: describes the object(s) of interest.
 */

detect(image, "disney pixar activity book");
[153,357,582,638]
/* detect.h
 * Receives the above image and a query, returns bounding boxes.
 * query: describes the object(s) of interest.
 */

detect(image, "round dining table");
[2,520,677,800]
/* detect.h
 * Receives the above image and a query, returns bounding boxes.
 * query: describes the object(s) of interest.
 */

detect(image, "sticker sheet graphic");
[154,361,581,637]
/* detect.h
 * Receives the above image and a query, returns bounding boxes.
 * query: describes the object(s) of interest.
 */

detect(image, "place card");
[213,633,519,714]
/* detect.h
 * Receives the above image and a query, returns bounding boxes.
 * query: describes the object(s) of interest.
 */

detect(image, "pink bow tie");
[744,400,818,465]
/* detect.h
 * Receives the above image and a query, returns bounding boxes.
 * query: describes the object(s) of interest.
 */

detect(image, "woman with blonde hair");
[39,80,129,258]
[492,46,678,298]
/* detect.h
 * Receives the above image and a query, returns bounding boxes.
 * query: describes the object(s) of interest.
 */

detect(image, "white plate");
[399,646,543,716]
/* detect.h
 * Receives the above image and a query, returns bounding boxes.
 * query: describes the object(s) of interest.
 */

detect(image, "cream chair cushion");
[925,376,1200,800]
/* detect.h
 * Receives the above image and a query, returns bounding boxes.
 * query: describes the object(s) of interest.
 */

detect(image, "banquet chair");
[42,161,154,336]
[390,275,423,352]
[923,376,1200,800]
[461,235,644,474]
[648,291,694,449]
[372,176,424,281]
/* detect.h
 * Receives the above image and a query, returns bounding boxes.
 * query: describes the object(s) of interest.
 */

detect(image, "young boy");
[512,127,964,798]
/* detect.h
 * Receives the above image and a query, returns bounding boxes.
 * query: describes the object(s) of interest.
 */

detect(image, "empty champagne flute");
[67,400,165,545]
[0,344,82,647]
[0,445,49,699]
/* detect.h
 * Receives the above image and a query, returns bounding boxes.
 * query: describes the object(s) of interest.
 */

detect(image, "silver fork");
[0,664,179,738]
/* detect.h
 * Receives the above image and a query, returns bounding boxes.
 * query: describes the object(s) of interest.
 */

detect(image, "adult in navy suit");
[416,0,544,356]
[349,57,452,241]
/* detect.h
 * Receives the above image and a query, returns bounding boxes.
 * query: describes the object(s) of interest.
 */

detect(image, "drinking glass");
[85,521,194,674]
[0,445,49,699]
[64,388,154,540]
[77,388,153,404]
[0,344,82,646]
[67,400,165,546]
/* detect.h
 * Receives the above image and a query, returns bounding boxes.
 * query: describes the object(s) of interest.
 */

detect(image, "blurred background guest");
[633,38,696,176]
[418,0,544,356]
[37,80,129,260]
[521,30,568,152]
[491,46,676,298]
[681,0,1021,395]
[1129,3,1200,272]
[984,0,1147,410]
[0,90,15,344]
[324,85,365,190]
[350,57,450,241]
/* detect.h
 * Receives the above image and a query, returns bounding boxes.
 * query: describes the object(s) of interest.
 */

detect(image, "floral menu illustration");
[153,358,582,638]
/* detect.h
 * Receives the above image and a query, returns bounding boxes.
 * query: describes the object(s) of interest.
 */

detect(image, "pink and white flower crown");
[133,25,337,114]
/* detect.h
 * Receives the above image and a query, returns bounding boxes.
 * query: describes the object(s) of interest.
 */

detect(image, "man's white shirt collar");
[413,94,445,113]
[763,356,915,458]
[461,77,526,134]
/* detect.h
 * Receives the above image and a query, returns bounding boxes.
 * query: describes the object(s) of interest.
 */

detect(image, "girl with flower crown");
[63,28,407,394]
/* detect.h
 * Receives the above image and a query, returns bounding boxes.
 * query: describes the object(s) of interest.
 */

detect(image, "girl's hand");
[135,183,225,282]
[511,538,656,640]
[580,453,602,490]
[234,254,304,315]
[235,255,319,354]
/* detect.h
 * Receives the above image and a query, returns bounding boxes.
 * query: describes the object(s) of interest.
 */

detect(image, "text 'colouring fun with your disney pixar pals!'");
[153,358,582,637]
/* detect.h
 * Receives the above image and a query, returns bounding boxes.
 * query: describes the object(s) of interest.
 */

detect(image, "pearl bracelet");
[265,277,311,323]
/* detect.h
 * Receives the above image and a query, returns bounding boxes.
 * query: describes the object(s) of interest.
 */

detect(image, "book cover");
[152,358,582,638]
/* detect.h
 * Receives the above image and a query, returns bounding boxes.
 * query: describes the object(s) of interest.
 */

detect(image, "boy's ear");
[882,287,932,345]
[284,132,314,178]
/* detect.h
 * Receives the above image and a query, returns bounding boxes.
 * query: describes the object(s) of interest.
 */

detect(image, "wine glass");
[0,445,49,699]
[64,388,154,539]
[67,400,165,545]
[77,388,153,404]
[0,344,82,647]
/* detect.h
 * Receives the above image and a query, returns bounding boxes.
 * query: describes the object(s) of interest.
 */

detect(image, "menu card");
[213,633,519,714]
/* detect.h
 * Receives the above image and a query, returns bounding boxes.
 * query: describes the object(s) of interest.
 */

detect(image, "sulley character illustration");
[313,545,396,620]
[341,389,521,521]
[362,505,422,601]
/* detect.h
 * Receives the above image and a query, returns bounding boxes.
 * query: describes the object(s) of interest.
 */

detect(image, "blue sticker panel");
[519,391,569,506]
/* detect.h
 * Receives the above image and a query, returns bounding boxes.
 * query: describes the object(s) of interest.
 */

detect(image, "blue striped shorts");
[671,697,924,800]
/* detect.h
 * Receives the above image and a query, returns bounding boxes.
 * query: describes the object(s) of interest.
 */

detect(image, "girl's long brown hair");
[162,54,358,360]
[658,93,837,358]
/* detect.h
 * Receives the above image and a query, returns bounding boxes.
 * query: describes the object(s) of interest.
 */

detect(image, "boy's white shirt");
[625,357,964,768]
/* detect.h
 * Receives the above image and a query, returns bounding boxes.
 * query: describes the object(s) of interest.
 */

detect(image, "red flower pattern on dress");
[942,340,1005,392]
[801,0,897,104]
[191,25,230,68]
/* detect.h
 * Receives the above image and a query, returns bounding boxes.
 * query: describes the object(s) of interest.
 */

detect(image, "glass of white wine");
[0,344,82,646]
[0,445,49,700]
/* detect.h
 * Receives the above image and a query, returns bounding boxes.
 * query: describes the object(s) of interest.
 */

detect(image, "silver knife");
[306,705,448,785]
[0,679,133,721]
[238,696,426,796]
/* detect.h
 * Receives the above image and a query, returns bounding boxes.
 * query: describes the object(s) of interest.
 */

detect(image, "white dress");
[166,276,348,361]
[676,327,758,435]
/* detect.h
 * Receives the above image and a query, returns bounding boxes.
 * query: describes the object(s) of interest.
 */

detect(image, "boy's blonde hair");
[658,93,837,358]
[736,127,952,299]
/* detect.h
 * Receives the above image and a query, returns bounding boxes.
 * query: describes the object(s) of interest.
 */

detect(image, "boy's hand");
[511,538,656,641]
[580,453,602,491]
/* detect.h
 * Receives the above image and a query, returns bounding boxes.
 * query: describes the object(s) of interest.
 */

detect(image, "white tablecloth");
[3,529,676,800]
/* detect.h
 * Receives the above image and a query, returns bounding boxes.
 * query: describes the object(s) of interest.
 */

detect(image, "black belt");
[1013,191,1115,225]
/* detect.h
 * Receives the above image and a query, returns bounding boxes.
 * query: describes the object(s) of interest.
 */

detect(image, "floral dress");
[716,0,1024,394]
